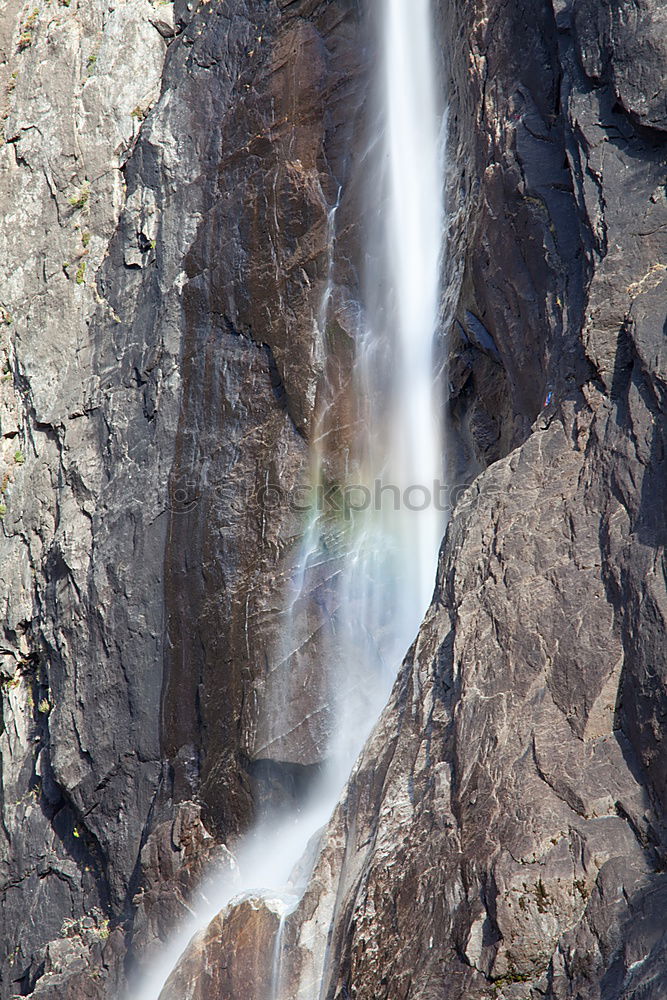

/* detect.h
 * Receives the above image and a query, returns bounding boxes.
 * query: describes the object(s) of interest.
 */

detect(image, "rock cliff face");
[1,0,367,993]
[268,2,667,998]
[0,1,172,993]
[0,0,665,999]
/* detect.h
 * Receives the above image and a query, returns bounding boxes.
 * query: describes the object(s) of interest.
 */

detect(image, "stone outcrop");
[130,801,236,968]
[159,895,286,1000]
[0,0,665,998]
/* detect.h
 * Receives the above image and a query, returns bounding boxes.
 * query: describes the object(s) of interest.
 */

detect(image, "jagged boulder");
[159,895,287,1000]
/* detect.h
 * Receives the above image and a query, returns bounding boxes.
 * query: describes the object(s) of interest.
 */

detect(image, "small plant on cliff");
[17,8,39,51]
[59,917,78,938]
[0,503,6,519]
[68,184,89,210]
[37,697,51,714]
[13,449,24,465]
[493,969,532,990]
[75,260,86,285]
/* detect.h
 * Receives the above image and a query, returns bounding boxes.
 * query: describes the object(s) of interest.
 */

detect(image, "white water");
[323,0,445,772]
[134,1,445,996]
[133,796,330,1000]
[384,0,445,616]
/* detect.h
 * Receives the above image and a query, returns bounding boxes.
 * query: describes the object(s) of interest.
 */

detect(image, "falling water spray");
[134,1,445,996]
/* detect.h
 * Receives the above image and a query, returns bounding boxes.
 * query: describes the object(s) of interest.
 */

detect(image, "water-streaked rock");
[158,895,287,1000]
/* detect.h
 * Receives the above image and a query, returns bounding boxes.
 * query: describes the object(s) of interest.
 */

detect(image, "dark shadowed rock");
[574,0,667,132]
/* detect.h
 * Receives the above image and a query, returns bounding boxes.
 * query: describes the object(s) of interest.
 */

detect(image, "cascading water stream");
[384,0,445,617]
[321,0,445,776]
[134,2,445,997]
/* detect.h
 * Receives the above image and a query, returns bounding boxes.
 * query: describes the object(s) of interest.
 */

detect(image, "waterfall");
[134,1,445,996]
[384,0,445,618]
[327,0,445,769]
[269,901,293,1000]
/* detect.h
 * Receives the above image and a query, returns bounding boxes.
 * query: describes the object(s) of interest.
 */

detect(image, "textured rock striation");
[1,0,367,994]
[0,0,173,993]
[0,0,665,998]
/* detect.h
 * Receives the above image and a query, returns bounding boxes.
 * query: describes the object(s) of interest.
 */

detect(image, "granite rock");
[1,0,665,997]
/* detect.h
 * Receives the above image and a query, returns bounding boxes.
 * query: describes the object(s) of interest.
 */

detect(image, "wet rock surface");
[158,895,287,1000]
[0,0,665,998]
[156,0,369,836]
